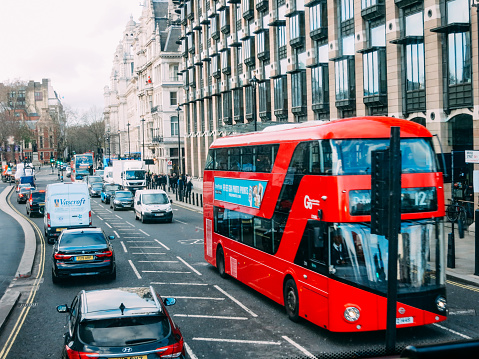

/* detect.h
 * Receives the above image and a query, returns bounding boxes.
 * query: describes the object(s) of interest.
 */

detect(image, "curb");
[0,290,21,334]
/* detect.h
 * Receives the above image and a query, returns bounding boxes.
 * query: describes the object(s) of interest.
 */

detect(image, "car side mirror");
[170,199,173,203]
[163,297,176,306]
[56,304,70,313]
[108,235,115,240]
[137,200,141,205]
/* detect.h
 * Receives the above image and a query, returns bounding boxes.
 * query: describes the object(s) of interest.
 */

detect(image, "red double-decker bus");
[203,117,447,332]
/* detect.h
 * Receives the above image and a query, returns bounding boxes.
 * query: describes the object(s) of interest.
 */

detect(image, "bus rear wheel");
[284,279,300,322]
[216,246,227,279]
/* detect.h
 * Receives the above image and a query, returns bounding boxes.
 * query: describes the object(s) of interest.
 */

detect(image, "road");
[0,174,478,358]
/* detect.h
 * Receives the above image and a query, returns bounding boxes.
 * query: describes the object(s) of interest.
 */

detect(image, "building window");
[221,50,231,74]
[223,91,233,124]
[34,91,43,101]
[220,8,230,35]
[170,92,178,106]
[291,71,307,115]
[278,25,287,59]
[341,0,354,21]
[257,31,270,60]
[273,76,288,119]
[244,37,255,66]
[311,65,329,111]
[258,81,271,121]
[335,58,355,102]
[245,86,253,118]
[40,136,43,149]
[233,88,244,123]
[171,116,179,136]
[362,23,387,106]
[405,12,425,92]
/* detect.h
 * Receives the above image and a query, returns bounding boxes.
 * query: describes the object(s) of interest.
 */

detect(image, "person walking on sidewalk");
[186,178,193,198]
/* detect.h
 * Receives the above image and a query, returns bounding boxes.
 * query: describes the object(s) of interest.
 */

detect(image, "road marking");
[214,285,257,317]
[130,246,164,249]
[184,342,198,359]
[174,314,248,320]
[143,270,192,274]
[127,240,153,242]
[126,221,135,227]
[177,256,202,276]
[139,229,150,236]
[128,260,142,279]
[105,208,112,213]
[105,222,112,228]
[132,252,166,255]
[282,336,316,358]
[138,260,178,263]
[155,239,170,250]
[449,309,476,316]
[120,241,127,253]
[97,216,103,220]
[161,296,224,300]
[116,228,136,231]
[447,280,479,293]
[175,219,188,225]
[433,323,472,339]
[178,239,203,245]
[113,230,120,238]
[115,215,122,219]
[123,236,144,239]
[192,338,280,345]
[151,282,207,286]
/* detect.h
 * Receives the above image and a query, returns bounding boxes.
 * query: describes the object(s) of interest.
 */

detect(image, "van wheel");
[141,213,145,223]
[135,212,139,220]
[284,279,300,322]
[216,246,227,279]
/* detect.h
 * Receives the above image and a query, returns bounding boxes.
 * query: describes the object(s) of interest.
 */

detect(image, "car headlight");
[166,206,172,212]
[436,296,447,312]
[114,200,121,204]
[344,307,360,322]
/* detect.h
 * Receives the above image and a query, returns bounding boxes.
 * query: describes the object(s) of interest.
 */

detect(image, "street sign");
[465,150,479,163]
[167,160,172,166]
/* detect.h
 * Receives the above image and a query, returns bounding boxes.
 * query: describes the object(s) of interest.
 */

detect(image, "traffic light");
[370,149,390,236]
[50,156,55,163]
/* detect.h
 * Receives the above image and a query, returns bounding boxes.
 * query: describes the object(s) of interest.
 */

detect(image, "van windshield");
[142,193,169,205]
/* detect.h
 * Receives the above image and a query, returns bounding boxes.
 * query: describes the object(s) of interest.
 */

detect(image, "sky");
[0,1,144,115]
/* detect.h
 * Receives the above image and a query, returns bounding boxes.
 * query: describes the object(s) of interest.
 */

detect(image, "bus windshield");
[330,138,437,175]
[331,219,445,294]
[125,170,145,180]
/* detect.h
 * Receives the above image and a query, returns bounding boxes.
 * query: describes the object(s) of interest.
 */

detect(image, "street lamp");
[127,122,131,159]
[117,129,121,159]
[107,130,111,166]
[141,118,145,163]
[250,75,258,131]
[176,106,182,176]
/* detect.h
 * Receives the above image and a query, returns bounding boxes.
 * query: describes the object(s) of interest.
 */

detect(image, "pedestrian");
[185,178,193,198]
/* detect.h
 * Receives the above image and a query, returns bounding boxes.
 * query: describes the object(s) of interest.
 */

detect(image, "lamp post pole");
[127,122,131,160]
[141,118,145,163]
[117,129,121,159]
[108,131,111,166]
[176,106,182,176]
[250,76,258,131]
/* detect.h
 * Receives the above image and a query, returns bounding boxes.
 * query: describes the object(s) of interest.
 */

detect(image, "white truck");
[112,160,146,192]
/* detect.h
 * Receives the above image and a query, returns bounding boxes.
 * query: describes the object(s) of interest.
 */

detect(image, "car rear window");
[79,315,170,346]
[60,233,106,247]
[32,192,46,201]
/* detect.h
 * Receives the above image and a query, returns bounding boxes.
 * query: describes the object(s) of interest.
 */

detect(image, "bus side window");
[320,140,333,174]
[294,221,328,273]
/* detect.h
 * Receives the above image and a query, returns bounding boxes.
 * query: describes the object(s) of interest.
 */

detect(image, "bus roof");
[210,117,432,148]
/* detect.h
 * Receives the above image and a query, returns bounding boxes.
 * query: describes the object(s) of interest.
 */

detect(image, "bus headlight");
[436,296,447,312]
[344,307,360,322]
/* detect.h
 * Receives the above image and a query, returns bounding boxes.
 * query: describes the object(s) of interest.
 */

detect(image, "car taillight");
[47,213,51,227]
[54,253,73,260]
[29,198,33,205]
[156,337,184,358]
[96,250,113,258]
[65,346,99,358]
[89,211,92,225]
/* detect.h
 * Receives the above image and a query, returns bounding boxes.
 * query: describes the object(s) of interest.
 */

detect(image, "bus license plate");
[56,228,67,232]
[75,256,94,261]
[396,317,413,325]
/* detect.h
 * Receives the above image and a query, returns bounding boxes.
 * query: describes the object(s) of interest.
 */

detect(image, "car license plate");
[56,228,67,232]
[396,317,413,325]
[75,256,94,261]
[155,213,164,216]
[39,203,45,206]
[118,356,147,359]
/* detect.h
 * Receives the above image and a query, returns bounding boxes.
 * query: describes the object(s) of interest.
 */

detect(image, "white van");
[44,182,91,244]
[103,167,114,184]
[134,189,173,223]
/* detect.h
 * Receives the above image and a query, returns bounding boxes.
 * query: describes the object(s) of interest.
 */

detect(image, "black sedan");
[89,182,103,197]
[25,189,46,217]
[52,228,116,283]
[100,183,121,204]
[17,187,31,203]
[56,287,186,359]
[110,190,134,211]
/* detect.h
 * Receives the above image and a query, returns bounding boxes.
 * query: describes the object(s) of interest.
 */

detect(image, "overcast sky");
[0,1,143,115]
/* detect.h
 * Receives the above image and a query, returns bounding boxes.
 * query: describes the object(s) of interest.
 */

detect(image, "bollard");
[195,193,199,206]
[475,209,479,276]
[200,193,203,208]
[447,232,455,269]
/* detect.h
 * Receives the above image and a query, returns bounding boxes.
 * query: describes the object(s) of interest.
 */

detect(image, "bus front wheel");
[284,278,300,322]
[216,246,227,279]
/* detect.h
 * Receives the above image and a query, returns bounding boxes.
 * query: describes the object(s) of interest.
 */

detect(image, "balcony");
[200,15,210,25]
[243,9,254,21]
[361,2,385,21]
[256,0,268,12]
[228,33,241,47]
[193,19,202,30]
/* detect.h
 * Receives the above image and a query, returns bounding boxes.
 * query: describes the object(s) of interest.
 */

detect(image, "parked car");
[134,189,173,223]
[89,182,103,197]
[26,189,46,217]
[110,190,134,211]
[17,187,31,203]
[56,287,185,359]
[51,227,115,283]
[100,183,122,204]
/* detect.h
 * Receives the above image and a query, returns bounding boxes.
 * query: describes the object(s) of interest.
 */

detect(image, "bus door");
[294,220,329,328]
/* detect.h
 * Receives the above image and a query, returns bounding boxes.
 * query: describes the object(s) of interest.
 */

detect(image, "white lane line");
[184,342,198,359]
[128,260,142,279]
[127,240,153,242]
[130,246,164,249]
[151,282,207,286]
[132,253,166,255]
[115,215,122,219]
[433,323,472,340]
[123,237,145,239]
[143,270,192,274]
[175,219,188,225]
[214,285,257,317]
[113,230,120,238]
[126,221,136,227]
[192,338,280,345]
[97,216,103,220]
[282,336,316,359]
[105,222,112,228]
[174,314,248,320]
[160,296,224,301]
[116,228,136,231]
[139,229,150,236]
[177,256,202,276]
[120,241,128,253]
[105,209,112,213]
[138,261,178,263]
[154,239,170,250]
